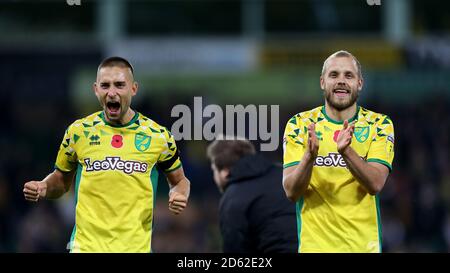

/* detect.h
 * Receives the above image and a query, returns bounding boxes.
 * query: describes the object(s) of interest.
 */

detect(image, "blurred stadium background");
[0,0,450,252]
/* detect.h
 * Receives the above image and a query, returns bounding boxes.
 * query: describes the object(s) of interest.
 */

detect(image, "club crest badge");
[135,133,151,152]
[354,126,370,143]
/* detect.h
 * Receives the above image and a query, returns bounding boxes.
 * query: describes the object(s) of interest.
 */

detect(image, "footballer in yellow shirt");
[24,57,191,253]
[283,51,394,253]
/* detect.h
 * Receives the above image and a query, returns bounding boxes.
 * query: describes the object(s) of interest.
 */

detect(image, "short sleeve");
[157,127,182,172]
[55,125,78,172]
[367,116,395,172]
[283,115,306,169]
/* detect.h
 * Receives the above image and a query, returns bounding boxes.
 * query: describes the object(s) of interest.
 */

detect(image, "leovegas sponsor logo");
[315,153,365,168]
[84,157,148,174]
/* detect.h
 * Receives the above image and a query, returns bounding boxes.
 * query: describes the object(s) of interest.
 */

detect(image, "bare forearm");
[166,168,190,214]
[340,147,385,195]
[43,170,72,199]
[170,177,191,198]
[283,153,315,202]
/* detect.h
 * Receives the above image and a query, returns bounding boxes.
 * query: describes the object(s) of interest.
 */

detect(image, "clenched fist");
[23,181,47,202]
[168,191,188,215]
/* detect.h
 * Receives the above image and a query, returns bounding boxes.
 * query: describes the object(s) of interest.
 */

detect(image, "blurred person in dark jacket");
[207,138,297,253]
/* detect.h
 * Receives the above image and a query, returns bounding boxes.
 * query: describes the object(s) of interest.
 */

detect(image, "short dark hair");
[207,139,256,171]
[98,56,134,76]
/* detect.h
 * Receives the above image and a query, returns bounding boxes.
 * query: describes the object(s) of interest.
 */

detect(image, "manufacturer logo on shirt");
[84,157,148,174]
[89,134,101,146]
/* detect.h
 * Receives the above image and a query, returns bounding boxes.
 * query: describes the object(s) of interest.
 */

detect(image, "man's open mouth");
[106,101,121,115]
[333,89,350,97]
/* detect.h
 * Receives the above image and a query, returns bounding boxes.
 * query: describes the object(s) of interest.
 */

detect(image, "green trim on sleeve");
[367,158,392,172]
[54,164,75,173]
[283,161,300,169]
[164,162,182,173]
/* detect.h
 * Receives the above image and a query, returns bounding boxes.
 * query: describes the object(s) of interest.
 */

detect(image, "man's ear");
[132,82,138,96]
[358,77,363,91]
[219,168,230,181]
[320,76,325,90]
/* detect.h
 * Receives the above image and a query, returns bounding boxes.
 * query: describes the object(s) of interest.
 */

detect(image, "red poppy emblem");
[333,130,340,143]
[111,135,123,148]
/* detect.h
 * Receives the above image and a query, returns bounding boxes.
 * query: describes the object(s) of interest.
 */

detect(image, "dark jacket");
[219,153,298,253]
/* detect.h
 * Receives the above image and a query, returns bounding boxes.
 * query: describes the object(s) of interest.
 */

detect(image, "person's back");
[219,153,297,253]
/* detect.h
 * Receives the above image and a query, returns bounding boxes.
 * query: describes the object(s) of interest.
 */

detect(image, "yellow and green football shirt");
[283,105,394,253]
[55,111,182,253]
